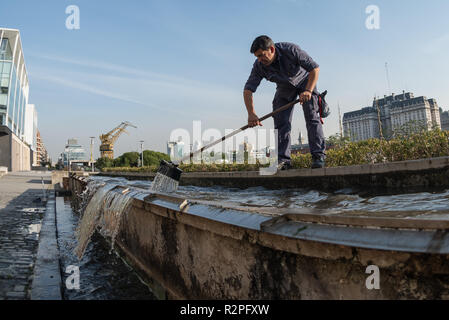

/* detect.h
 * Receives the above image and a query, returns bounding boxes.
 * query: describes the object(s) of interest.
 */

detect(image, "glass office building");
[61,139,88,166]
[0,29,30,137]
[0,28,36,172]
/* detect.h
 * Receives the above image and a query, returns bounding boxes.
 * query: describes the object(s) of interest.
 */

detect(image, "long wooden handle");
[178,98,301,163]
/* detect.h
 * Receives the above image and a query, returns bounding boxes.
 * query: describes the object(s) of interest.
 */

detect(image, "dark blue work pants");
[272,86,326,164]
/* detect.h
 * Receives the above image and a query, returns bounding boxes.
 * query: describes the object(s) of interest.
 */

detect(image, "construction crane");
[99,121,137,159]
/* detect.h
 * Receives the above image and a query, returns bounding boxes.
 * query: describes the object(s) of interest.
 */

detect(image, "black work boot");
[311,154,325,169]
[277,161,293,171]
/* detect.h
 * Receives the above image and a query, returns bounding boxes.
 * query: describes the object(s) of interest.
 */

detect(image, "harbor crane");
[99,121,137,159]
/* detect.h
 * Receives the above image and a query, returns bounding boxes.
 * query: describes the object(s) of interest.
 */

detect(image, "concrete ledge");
[30,192,62,300]
[69,176,449,299]
[98,171,156,180]
[98,156,449,192]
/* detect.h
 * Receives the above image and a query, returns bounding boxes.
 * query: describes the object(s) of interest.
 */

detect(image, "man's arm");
[289,44,320,104]
[244,89,262,127]
[305,67,319,93]
[243,62,263,127]
[291,43,319,73]
[300,67,320,104]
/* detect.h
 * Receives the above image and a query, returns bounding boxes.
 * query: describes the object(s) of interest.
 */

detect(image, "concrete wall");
[118,201,449,299]
[0,126,12,170]
[11,131,30,171]
[0,125,31,171]
[70,176,449,300]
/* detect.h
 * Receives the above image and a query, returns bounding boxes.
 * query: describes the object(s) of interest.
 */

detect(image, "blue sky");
[1,0,449,161]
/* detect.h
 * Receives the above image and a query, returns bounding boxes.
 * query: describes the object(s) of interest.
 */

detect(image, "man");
[243,35,326,169]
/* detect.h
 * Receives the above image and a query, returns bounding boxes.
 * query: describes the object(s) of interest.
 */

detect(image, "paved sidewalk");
[0,171,51,300]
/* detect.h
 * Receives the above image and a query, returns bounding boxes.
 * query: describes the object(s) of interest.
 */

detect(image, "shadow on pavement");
[26,179,52,184]
[0,188,47,300]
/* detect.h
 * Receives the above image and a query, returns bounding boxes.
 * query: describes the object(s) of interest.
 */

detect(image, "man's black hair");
[250,35,274,54]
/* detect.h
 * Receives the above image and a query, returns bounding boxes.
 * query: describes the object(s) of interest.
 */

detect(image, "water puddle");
[27,223,41,234]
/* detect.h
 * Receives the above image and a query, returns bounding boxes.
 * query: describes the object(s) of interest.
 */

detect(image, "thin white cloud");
[29,53,280,133]
[28,53,223,90]
[422,33,449,54]
[30,72,187,115]
[32,73,141,103]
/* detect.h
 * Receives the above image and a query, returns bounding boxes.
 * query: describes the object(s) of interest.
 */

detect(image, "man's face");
[254,46,276,66]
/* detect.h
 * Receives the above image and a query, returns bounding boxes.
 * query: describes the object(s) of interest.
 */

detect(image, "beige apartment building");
[343,92,441,142]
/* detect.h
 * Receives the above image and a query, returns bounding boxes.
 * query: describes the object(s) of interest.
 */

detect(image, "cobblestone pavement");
[0,171,51,300]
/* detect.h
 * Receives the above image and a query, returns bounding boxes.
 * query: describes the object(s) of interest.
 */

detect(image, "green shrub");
[99,128,449,172]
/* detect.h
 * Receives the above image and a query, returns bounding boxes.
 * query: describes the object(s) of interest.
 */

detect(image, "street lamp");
[139,140,144,167]
[67,149,71,173]
[90,137,95,172]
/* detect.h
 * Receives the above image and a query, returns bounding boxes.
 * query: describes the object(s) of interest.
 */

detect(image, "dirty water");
[89,176,449,219]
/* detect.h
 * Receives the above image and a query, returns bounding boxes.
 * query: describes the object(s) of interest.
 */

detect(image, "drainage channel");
[55,196,155,300]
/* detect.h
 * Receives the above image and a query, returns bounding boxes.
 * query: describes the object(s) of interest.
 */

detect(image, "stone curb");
[98,156,449,178]
[96,156,449,190]
[30,191,62,300]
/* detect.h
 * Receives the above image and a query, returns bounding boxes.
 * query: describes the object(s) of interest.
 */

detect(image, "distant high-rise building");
[167,140,184,161]
[0,28,38,171]
[343,91,441,142]
[24,103,38,166]
[61,138,88,166]
[439,108,449,131]
[36,130,50,166]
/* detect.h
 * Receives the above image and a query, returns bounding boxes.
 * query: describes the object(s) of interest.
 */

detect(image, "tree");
[116,152,140,167]
[392,120,429,139]
[142,150,170,166]
[40,159,52,168]
[326,134,350,148]
[95,157,114,170]
[97,149,170,169]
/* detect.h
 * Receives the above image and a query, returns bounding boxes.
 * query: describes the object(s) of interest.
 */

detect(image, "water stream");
[56,192,155,299]
[74,180,147,259]
[150,172,179,193]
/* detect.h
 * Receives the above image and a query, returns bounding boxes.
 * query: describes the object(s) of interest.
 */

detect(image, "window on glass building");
[0,39,13,60]
[0,39,6,55]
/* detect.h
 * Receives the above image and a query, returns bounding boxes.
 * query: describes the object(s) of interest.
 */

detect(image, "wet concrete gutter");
[70,176,449,299]
[30,192,62,300]
[98,156,449,191]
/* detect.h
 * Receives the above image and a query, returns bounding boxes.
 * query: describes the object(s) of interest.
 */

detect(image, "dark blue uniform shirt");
[244,42,319,93]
